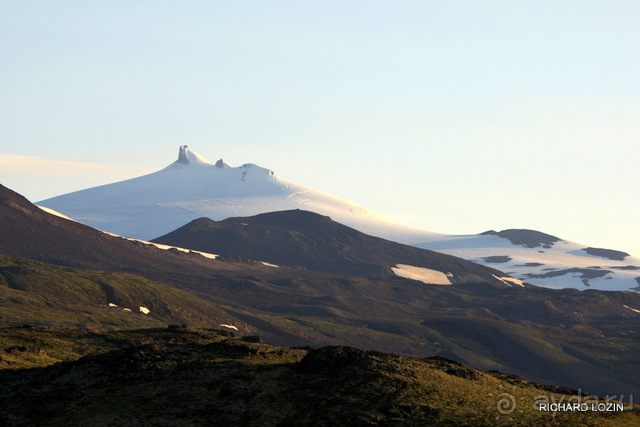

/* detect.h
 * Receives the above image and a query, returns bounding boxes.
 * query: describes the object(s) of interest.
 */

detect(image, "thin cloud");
[0,154,152,179]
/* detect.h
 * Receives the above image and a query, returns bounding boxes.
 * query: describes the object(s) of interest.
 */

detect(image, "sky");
[2,1,639,256]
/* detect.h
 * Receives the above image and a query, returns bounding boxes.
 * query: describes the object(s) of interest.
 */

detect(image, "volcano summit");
[39,146,435,243]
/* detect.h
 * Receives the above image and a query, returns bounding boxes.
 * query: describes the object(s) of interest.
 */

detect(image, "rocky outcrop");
[177,145,189,164]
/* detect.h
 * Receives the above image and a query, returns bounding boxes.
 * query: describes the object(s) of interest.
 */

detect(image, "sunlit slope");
[38,147,438,243]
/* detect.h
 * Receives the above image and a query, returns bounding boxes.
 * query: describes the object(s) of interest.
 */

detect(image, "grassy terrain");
[4,185,640,401]
[0,326,638,426]
[2,254,640,398]
[0,255,251,332]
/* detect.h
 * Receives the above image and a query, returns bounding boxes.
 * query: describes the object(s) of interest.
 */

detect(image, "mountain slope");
[0,183,510,289]
[151,210,516,286]
[0,255,248,331]
[37,146,640,292]
[5,182,640,395]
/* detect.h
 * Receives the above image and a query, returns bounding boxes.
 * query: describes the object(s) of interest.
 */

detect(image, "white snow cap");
[37,146,446,245]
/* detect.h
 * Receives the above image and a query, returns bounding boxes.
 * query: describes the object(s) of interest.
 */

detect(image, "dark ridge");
[486,229,562,249]
[524,268,611,280]
[479,256,512,264]
[177,145,189,163]
[583,247,630,261]
[152,210,511,286]
[524,268,612,287]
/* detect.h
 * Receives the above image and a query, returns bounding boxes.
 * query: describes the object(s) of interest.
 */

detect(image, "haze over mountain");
[38,146,640,293]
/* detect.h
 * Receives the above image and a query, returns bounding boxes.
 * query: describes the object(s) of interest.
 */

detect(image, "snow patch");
[100,230,219,260]
[391,264,452,285]
[36,205,78,221]
[108,303,118,308]
[192,250,219,260]
[623,305,640,315]
[220,324,238,331]
[123,308,132,312]
[492,274,525,287]
[139,306,150,315]
[261,262,279,268]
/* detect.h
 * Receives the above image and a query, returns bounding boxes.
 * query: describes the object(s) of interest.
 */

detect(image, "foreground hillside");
[0,326,637,426]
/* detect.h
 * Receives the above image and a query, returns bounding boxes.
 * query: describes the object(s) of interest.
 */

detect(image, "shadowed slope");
[0,255,248,331]
[152,210,512,286]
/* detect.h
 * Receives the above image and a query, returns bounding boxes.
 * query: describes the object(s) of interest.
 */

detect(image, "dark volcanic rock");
[525,268,611,280]
[481,229,562,248]
[298,346,385,374]
[611,265,640,271]
[516,262,545,267]
[582,247,630,261]
[524,268,612,287]
[480,255,512,264]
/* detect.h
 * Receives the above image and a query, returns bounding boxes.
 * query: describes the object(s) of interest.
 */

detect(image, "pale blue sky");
[2,1,639,255]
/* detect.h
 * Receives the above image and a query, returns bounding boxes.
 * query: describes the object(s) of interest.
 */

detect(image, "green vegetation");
[0,255,247,331]
[0,326,637,426]
[2,254,640,399]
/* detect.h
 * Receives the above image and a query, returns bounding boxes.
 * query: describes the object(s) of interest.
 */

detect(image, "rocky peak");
[177,145,190,164]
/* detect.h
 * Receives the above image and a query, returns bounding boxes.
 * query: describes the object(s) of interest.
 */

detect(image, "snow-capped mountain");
[415,229,640,292]
[38,146,437,244]
[38,146,640,293]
